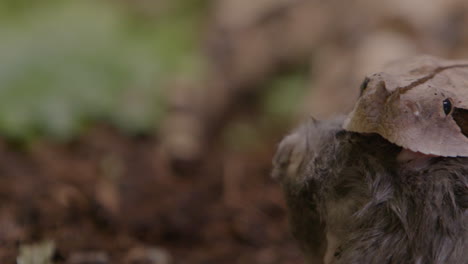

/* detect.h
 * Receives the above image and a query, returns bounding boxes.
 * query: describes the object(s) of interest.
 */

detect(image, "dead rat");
[273,56,468,264]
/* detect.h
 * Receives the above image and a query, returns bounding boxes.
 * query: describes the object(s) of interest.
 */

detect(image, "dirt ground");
[0,123,302,264]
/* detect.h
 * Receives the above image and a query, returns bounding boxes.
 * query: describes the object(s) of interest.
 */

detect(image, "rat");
[273,56,468,264]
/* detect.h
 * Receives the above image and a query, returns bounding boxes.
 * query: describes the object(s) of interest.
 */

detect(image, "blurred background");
[2,0,468,263]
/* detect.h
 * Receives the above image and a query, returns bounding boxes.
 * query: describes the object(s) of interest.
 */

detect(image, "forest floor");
[0,124,302,264]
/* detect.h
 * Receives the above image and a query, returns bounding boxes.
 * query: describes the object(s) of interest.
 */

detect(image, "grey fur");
[273,117,468,264]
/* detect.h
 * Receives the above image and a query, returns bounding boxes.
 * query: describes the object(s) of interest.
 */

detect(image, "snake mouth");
[452,107,468,137]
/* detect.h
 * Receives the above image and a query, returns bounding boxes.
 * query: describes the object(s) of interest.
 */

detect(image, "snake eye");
[359,77,370,95]
[443,98,453,115]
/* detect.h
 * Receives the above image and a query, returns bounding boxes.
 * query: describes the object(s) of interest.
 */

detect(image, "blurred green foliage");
[224,71,309,152]
[0,0,208,140]
[261,71,309,121]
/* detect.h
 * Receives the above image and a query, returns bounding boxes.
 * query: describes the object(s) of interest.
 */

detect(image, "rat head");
[344,56,468,157]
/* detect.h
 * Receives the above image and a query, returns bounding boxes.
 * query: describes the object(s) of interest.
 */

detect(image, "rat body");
[274,119,468,264]
[273,56,468,264]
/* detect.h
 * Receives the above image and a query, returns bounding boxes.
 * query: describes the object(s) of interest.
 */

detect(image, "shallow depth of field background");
[2,0,468,263]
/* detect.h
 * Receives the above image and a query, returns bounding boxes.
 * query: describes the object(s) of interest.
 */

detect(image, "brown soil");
[0,124,301,264]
